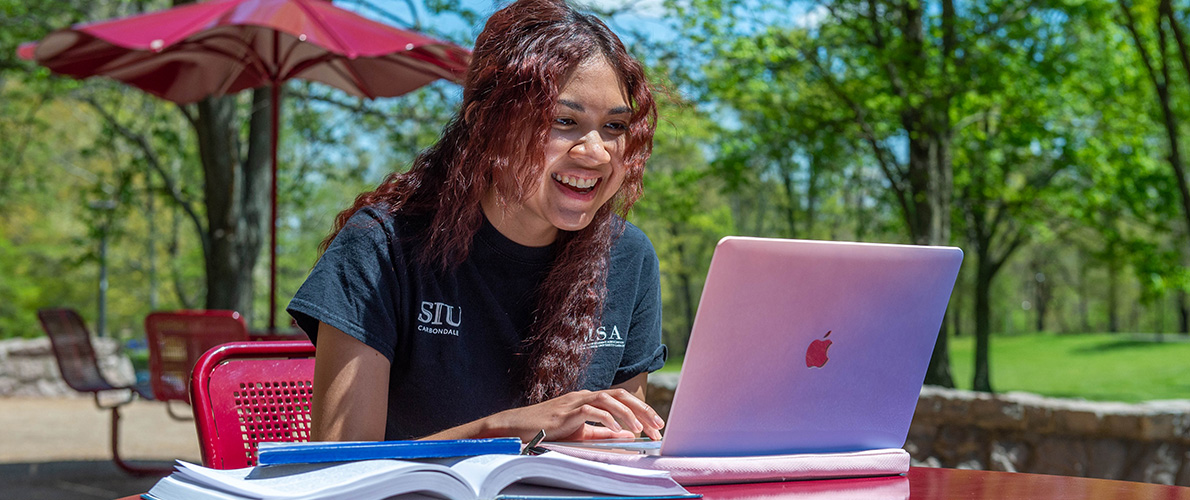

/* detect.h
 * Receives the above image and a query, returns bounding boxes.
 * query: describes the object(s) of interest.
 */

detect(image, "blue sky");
[340,0,676,46]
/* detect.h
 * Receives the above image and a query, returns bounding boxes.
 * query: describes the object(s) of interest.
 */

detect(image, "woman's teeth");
[553,173,598,190]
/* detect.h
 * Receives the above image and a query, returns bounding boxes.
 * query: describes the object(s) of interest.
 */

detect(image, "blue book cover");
[256,438,523,466]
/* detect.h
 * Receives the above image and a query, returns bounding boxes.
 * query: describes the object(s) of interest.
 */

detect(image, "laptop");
[568,236,962,457]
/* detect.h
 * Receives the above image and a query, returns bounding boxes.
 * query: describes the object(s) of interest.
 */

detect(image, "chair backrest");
[145,310,250,403]
[190,341,316,469]
[36,308,123,393]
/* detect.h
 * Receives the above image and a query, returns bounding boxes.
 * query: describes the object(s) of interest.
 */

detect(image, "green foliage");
[632,95,736,351]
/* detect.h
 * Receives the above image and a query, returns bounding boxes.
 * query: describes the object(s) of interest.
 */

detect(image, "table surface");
[687,467,1190,499]
[118,466,1190,500]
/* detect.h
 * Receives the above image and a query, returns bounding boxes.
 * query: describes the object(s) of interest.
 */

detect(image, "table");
[116,466,1190,500]
[685,467,1190,500]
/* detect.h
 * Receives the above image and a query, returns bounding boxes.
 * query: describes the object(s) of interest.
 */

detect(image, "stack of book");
[143,439,699,500]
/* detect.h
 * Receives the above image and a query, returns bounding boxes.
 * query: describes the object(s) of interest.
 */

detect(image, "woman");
[287,0,666,443]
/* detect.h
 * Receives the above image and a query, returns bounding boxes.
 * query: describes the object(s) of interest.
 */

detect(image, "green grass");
[659,333,1190,402]
[948,333,1190,403]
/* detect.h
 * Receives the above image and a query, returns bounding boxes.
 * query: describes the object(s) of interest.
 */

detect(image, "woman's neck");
[480,190,559,247]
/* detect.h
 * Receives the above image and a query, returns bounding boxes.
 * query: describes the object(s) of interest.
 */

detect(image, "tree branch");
[176,102,198,129]
[977,0,1040,39]
[864,0,908,99]
[990,225,1030,277]
[80,96,207,248]
[0,91,49,194]
[1119,0,1165,93]
[800,46,911,220]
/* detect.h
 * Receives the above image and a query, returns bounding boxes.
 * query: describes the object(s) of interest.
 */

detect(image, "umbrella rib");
[80,31,275,98]
[285,53,378,99]
[287,0,382,97]
[381,50,465,81]
[292,0,350,54]
[191,30,278,82]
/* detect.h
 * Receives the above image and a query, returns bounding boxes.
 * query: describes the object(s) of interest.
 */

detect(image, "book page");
[443,452,682,499]
[173,460,472,500]
[145,475,248,500]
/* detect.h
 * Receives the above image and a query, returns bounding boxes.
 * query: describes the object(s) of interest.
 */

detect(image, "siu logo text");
[417,301,461,336]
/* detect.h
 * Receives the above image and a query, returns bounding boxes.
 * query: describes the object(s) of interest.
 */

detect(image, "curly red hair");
[321,0,657,403]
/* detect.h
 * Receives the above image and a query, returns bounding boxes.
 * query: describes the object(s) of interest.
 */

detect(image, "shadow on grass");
[0,460,170,500]
[1071,339,1176,353]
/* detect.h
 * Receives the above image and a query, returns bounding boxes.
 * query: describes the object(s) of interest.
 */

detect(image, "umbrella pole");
[269,83,279,333]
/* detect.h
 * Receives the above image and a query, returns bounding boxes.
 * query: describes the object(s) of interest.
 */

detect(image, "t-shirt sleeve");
[286,207,401,361]
[612,232,667,385]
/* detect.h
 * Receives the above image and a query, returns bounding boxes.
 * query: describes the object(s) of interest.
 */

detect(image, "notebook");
[564,236,962,458]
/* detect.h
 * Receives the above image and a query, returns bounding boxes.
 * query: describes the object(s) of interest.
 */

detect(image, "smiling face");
[481,57,630,247]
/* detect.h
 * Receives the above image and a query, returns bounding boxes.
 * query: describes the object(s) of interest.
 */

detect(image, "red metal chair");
[144,310,251,419]
[36,308,172,476]
[190,340,316,469]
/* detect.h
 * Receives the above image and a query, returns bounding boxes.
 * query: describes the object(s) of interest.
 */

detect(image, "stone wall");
[646,377,1190,486]
[0,337,134,397]
[908,386,1190,485]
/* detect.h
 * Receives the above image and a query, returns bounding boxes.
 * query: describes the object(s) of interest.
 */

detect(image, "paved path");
[0,397,202,499]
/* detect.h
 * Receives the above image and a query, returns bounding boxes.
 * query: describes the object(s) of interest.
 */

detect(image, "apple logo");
[805,330,833,368]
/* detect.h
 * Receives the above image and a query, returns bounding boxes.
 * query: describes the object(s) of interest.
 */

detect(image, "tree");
[1118,0,1190,334]
[0,0,471,336]
[632,92,734,353]
[670,0,972,385]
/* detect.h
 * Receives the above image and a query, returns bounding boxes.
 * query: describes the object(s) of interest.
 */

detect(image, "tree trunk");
[170,206,197,309]
[1108,254,1120,333]
[194,89,271,323]
[781,167,800,239]
[914,125,955,388]
[669,224,696,355]
[806,155,819,238]
[1179,289,1188,335]
[973,258,993,393]
[850,167,869,241]
[1032,262,1049,333]
[146,169,159,310]
[1078,249,1091,332]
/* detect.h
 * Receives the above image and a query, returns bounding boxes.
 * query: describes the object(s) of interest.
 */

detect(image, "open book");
[143,451,699,500]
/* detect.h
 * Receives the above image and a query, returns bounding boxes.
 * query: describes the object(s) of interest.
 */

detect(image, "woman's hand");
[482,387,665,442]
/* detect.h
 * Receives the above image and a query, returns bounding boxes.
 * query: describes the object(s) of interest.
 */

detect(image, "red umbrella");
[20,0,470,330]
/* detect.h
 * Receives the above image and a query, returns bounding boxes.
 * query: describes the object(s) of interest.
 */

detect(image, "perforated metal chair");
[36,308,172,476]
[190,340,316,469]
[144,310,251,419]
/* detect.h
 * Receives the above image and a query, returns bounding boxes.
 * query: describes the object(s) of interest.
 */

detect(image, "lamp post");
[89,199,117,337]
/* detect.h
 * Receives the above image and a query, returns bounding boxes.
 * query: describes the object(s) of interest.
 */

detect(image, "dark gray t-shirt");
[287,205,666,440]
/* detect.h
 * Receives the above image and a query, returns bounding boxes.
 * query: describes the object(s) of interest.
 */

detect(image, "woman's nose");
[569,130,612,165]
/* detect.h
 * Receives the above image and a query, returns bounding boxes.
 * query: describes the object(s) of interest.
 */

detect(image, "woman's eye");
[554,117,576,127]
[605,122,628,133]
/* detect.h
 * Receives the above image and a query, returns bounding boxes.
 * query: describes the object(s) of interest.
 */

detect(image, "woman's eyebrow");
[558,99,632,115]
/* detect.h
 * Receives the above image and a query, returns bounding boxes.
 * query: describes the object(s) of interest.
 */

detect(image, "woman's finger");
[597,388,665,438]
[581,424,638,441]
[580,391,644,433]
[574,403,625,432]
